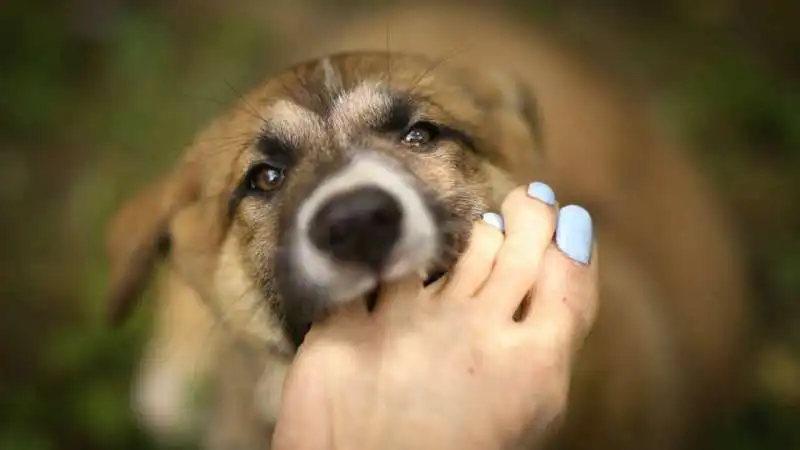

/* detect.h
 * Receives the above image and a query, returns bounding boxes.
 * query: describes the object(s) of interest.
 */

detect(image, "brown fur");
[106,3,750,450]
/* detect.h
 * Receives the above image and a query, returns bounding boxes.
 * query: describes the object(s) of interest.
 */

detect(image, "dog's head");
[105,50,545,351]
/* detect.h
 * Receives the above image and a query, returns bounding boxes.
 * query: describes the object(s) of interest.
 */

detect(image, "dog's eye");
[401,121,440,147]
[247,164,285,193]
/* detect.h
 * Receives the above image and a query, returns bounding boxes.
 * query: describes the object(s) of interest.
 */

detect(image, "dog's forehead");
[261,63,394,148]
[192,51,545,189]
[192,54,418,189]
[329,80,394,133]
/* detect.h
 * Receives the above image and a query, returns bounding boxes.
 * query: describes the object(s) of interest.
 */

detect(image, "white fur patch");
[254,359,291,422]
[265,99,326,147]
[132,352,202,443]
[214,237,293,355]
[329,81,392,146]
[319,57,343,95]
[262,80,393,150]
[293,152,437,303]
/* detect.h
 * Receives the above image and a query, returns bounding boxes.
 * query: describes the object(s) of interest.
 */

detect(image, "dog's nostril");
[309,187,403,269]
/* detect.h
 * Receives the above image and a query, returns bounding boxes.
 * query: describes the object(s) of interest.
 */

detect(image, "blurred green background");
[1,0,798,449]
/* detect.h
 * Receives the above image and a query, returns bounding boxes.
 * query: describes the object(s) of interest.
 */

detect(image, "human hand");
[272,181,598,450]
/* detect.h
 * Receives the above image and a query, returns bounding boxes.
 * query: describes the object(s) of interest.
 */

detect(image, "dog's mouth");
[276,152,471,348]
[423,269,448,287]
[283,266,448,348]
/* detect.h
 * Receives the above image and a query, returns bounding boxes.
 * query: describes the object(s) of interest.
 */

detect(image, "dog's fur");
[106,4,751,450]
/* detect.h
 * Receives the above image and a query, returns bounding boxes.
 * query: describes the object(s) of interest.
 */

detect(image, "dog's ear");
[475,70,547,178]
[493,71,545,151]
[105,162,201,326]
[511,78,545,151]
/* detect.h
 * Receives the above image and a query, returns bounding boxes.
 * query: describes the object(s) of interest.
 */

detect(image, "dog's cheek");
[211,229,288,350]
[447,163,508,266]
[169,200,228,301]
[481,164,517,210]
[431,183,489,271]
[446,193,485,266]
[409,150,490,265]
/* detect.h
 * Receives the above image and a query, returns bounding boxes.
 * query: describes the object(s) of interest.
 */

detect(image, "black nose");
[308,187,403,269]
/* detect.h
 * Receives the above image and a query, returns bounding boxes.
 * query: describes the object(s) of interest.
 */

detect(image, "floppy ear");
[105,162,200,326]
[478,70,548,179]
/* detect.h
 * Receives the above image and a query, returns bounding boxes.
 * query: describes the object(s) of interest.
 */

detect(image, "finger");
[437,217,505,299]
[525,205,598,357]
[371,273,426,320]
[322,293,371,329]
[476,182,558,317]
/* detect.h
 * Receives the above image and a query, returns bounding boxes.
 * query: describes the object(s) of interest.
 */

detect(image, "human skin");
[272,182,598,450]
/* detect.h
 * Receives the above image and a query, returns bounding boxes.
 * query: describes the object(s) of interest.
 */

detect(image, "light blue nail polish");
[527,181,556,206]
[555,205,593,264]
[481,212,505,232]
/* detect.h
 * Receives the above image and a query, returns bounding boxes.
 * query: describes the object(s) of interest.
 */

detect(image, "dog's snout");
[309,187,403,269]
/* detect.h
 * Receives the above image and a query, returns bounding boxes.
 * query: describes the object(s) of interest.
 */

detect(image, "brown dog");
[105,3,751,449]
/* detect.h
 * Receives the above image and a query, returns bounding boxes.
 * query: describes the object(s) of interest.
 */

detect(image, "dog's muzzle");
[276,152,442,347]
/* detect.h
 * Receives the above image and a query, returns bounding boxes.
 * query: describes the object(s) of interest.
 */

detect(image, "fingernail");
[555,205,593,264]
[481,212,505,232]
[527,181,556,206]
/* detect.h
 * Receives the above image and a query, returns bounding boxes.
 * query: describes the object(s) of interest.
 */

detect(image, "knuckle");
[500,185,528,210]
[502,190,554,225]
[496,252,538,284]
[473,221,504,243]
[470,225,504,256]
[500,246,530,268]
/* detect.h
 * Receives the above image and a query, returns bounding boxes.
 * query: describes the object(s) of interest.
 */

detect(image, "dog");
[105,3,751,449]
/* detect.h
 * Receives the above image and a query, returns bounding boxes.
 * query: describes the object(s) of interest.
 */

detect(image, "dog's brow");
[330,81,393,131]
[256,135,295,166]
[378,94,415,131]
[264,99,325,148]
[408,93,459,122]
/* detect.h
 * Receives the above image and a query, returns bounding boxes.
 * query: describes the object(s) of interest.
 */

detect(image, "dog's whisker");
[222,78,269,127]
[409,44,475,95]
[174,90,269,126]
[385,20,393,92]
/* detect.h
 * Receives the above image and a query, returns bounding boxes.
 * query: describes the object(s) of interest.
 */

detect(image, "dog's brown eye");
[401,122,440,147]
[248,164,285,193]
